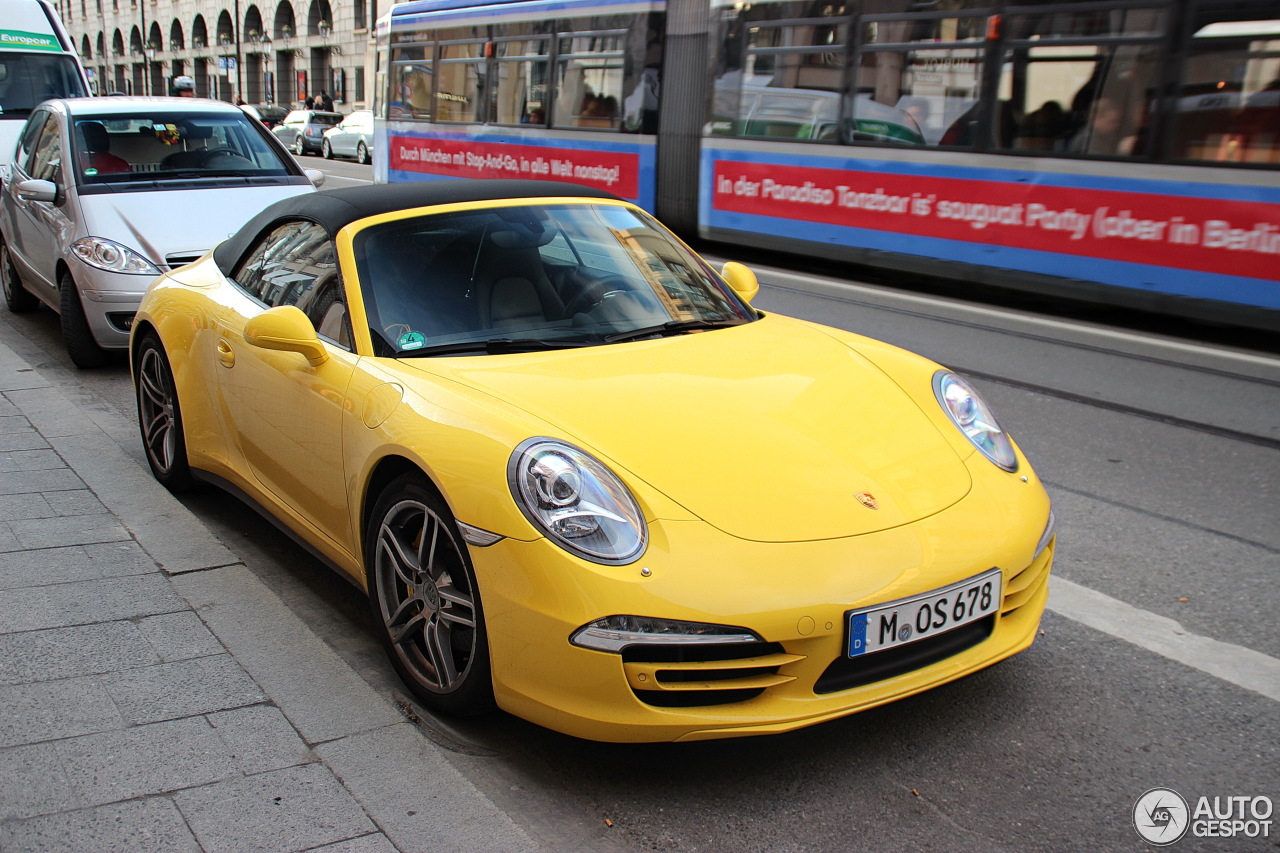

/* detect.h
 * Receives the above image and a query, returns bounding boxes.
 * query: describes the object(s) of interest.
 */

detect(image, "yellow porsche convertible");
[131,180,1055,743]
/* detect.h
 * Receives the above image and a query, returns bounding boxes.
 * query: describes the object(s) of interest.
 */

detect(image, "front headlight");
[933,371,1018,472]
[571,615,761,653]
[508,438,647,564]
[70,237,160,275]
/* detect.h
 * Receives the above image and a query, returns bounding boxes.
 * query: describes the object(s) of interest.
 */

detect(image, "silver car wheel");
[1,239,37,313]
[374,496,480,692]
[356,141,369,165]
[134,333,194,490]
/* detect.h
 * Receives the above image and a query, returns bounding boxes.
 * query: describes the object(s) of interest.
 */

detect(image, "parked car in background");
[272,109,343,155]
[242,103,289,129]
[0,96,323,367]
[321,109,373,164]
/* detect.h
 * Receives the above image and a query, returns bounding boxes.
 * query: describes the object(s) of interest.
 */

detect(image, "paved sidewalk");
[0,336,538,852]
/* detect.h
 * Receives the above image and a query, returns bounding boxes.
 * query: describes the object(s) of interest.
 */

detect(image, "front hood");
[76,183,313,268]
[410,315,972,543]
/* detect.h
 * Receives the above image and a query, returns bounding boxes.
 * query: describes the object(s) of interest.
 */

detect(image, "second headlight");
[508,438,647,564]
[933,371,1018,472]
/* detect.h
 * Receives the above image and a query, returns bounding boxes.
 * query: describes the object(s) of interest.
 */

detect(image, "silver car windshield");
[355,203,756,356]
[71,112,292,184]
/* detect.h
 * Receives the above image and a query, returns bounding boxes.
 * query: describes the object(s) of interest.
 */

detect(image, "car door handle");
[216,338,235,368]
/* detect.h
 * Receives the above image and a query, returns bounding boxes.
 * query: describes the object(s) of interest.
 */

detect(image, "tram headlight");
[933,371,1018,472]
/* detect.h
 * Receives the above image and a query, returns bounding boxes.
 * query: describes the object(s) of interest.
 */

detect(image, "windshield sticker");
[398,331,426,350]
[83,167,98,175]
[153,124,181,145]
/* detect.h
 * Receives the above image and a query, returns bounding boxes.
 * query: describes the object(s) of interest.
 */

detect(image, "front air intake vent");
[622,641,802,708]
[164,252,204,270]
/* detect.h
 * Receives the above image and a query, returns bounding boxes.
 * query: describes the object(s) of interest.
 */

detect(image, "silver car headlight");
[70,237,160,275]
[508,438,647,565]
[933,371,1018,472]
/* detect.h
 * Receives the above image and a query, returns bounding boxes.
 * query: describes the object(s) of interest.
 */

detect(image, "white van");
[0,0,91,161]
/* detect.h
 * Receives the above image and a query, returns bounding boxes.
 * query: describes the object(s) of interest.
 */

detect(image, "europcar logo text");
[0,30,60,51]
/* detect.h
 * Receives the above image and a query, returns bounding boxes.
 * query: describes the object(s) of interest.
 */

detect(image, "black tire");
[1,237,37,313]
[356,142,369,165]
[321,139,334,159]
[134,332,195,492]
[366,473,494,716]
[59,273,111,368]
[293,135,305,155]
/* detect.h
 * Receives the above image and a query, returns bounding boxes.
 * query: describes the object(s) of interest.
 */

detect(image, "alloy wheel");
[373,497,479,693]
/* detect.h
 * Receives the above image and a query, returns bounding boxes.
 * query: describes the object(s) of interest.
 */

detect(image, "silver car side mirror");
[304,169,326,188]
[15,179,57,203]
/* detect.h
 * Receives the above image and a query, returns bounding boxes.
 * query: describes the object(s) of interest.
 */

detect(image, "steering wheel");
[563,276,630,318]
[200,147,241,162]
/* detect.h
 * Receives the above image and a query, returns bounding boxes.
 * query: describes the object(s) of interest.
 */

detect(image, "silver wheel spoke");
[379,520,423,587]
[388,599,427,646]
[424,614,459,685]
[437,583,476,628]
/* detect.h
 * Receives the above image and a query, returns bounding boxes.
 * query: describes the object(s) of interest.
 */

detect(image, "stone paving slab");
[0,332,545,851]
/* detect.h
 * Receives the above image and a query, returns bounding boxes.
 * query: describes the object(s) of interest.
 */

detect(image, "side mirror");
[720,261,759,304]
[244,305,329,366]
[15,178,57,203]
[304,168,326,188]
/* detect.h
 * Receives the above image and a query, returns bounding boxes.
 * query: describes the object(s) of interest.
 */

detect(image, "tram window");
[437,41,488,122]
[729,20,849,141]
[1172,16,1280,164]
[493,35,551,125]
[852,47,979,146]
[855,14,988,148]
[997,6,1166,157]
[997,44,1160,156]
[552,31,625,130]
[390,46,432,121]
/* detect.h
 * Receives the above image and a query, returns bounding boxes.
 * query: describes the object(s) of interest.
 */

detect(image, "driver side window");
[26,117,62,182]
[232,220,351,349]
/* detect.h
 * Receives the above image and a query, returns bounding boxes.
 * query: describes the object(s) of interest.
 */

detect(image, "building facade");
[51,0,380,110]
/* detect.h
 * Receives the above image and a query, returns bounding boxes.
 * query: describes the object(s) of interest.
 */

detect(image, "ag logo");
[1134,788,1190,846]
[854,492,878,510]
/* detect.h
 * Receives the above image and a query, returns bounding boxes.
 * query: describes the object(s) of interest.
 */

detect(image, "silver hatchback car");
[0,97,323,367]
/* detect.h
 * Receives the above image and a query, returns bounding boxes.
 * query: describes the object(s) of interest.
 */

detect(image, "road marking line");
[1049,576,1280,703]
[752,267,1280,370]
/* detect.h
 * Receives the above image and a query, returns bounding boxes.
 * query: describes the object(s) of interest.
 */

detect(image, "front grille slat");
[164,252,205,270]
[623,641,796,707]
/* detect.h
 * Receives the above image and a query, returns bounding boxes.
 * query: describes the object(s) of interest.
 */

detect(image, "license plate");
[846,569,1002,658]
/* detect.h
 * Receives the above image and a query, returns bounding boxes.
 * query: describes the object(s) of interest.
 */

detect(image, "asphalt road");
[4,160,1277,852]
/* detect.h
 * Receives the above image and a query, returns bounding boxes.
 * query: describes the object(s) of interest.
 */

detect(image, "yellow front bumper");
[469,458,1054,743]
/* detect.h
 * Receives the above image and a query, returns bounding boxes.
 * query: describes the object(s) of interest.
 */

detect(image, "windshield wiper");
[399,337,596,357]
[603,318,748,344]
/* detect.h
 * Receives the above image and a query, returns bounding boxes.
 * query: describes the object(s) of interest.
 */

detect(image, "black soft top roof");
[212,179,623,275]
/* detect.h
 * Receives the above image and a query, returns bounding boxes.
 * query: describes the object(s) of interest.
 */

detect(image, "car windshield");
[70,112,293,185]
[0,53,88,120]
[355,202,756,356]
[310,113,342,126]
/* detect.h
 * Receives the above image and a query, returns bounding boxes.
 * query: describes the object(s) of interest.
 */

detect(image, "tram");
[373,0,1280,331]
